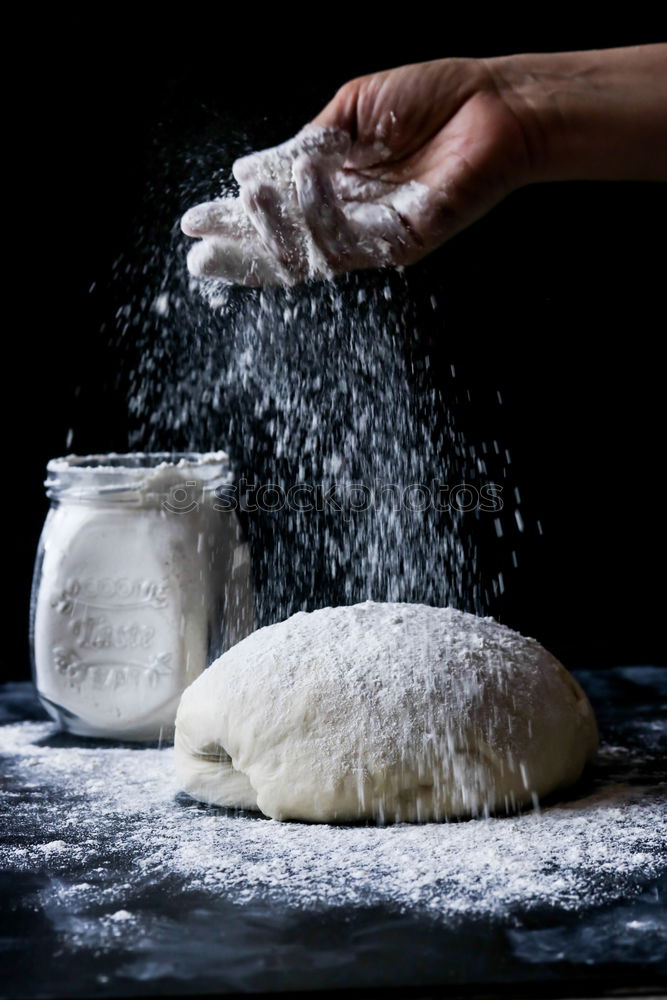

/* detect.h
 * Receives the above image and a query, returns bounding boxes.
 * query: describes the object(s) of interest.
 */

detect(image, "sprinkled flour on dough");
[175,603,598,823]
[1,716,665,927]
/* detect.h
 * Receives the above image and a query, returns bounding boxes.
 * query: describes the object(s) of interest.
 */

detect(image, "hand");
[308,58,533,262]
[182,58,530,285]
[182,47,667,287]
[182,126,360,286]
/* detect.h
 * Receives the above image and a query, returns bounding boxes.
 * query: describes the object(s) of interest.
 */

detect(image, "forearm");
[485,45,667,183]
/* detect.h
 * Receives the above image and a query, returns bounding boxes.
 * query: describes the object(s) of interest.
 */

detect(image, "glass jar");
[30,453,254,741]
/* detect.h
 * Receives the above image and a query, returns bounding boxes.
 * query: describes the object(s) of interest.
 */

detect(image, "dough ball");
[174,602,598,823]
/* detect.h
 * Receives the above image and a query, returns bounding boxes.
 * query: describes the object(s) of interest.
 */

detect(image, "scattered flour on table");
[1,720,665,924]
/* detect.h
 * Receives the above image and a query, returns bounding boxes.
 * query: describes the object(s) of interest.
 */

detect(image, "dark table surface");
[1,669,666,1000]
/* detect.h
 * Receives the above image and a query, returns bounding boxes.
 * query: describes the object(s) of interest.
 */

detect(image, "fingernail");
[181,206,208,236]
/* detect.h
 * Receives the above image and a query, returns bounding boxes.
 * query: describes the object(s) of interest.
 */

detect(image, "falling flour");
[118,126,517,628]
[125,269,516,625]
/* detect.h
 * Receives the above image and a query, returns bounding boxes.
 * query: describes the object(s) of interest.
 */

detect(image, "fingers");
[181,198,246,238]
[233,126,349,184]
[181,195,292,286]
[181,123,433,286]
[232,126,351,279]
[186,233,289,287]
[293,126,350,160]
[310,79,361,136]
[294,154,422,270]
[344,202,411,264]
[335,172,395,203]
[240,181,307,277]
[292,154,357,263]
[233,145,291,187]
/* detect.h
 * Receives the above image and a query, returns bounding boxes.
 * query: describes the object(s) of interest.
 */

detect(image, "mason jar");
[30,453,254,741]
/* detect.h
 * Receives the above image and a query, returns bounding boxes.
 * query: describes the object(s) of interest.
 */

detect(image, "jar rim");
[47,451,229,473]
[45,451,232,502]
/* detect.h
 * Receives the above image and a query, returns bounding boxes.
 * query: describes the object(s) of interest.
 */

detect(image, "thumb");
[311,78,397,170]
[310,79,360,137]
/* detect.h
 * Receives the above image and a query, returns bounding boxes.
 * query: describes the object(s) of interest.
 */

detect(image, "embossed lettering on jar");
[30,453,254,741]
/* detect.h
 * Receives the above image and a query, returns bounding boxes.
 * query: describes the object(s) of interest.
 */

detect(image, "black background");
[8,12,666,679]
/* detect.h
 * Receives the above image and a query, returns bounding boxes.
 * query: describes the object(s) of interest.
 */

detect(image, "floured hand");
[181,125,431,286]
[181,57,534,287]
[183,47,667,286]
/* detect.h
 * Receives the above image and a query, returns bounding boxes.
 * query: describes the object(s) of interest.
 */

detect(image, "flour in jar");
[31,453,254,741]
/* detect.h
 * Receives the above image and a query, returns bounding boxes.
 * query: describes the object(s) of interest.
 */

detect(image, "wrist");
[483,46,667,184]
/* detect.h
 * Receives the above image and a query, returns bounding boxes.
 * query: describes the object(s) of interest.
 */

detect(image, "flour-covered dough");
[174,602,598,823]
